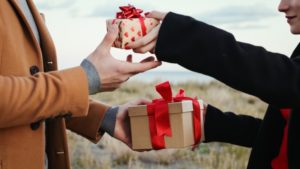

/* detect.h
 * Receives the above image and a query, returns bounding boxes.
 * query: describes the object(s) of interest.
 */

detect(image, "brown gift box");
[128,100,198,150]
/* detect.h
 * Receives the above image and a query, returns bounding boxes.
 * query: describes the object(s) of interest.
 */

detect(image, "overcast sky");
[35,0,299,71]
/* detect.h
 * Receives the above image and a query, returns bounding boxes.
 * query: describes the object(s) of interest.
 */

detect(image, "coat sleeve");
[156,12,300,108]
[0,67,89,128]
[65,99,110,143]
[204,105,262,147]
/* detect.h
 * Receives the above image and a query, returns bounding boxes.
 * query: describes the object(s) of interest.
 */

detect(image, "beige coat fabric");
[0,0,109,169]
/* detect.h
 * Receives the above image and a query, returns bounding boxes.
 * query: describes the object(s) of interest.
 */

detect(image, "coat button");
[30,122,41,130]
[30,66,40,75]
[64,113,73,120]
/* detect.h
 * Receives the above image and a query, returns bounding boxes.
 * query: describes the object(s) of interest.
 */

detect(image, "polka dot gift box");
[108,5,159,49]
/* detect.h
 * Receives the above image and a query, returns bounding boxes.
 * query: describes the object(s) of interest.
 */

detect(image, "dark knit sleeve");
[204,105,262,147]
[156,12,300,108]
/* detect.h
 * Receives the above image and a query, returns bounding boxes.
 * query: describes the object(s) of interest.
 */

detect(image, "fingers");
[127,55,155,63]
[146,11,168,20]
[125,61,162,74]
[99,20,119,50]
[133,40,157,54]
[128,24,160,50]
[126,54,133,63]
[140,56,155,63]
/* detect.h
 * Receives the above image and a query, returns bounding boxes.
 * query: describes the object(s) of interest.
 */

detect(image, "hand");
[128,11,168,54]
[113,98,208,148]
[113,99,151,148]
[86,21,161,92]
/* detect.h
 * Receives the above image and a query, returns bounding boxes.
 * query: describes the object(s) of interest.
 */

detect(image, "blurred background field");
[67,72,267,169]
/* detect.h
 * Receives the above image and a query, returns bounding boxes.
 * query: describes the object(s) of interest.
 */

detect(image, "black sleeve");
[204,105,262,147]
[156,12,300,108]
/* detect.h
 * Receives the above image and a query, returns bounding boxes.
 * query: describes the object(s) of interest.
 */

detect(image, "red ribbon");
[116,4,144,19]
[115,5,147,37]
[146,81,202,149]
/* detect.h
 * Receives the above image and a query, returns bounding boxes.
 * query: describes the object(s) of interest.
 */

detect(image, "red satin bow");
[147,81,202,149]
[116,4,144,19]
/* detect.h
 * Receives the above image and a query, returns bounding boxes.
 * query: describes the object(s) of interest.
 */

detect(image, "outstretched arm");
[130,11,300,108]
[204,105,262,147]
[0,67,89,128]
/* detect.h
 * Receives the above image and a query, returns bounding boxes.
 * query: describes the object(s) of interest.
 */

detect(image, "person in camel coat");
[0,1,161,169]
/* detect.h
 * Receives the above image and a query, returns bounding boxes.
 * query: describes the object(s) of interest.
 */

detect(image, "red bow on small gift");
[116,4,144,19]
[147,81,202,149]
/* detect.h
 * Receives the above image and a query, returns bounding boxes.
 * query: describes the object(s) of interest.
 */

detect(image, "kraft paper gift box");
[108,5,159,49]
[129,101,196,150]
[128,81,204,150]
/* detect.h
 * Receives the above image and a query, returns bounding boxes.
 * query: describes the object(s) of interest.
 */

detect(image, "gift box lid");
[128,100,193,117]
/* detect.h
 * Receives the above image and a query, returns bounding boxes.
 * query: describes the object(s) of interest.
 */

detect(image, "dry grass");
[67,80,267,169]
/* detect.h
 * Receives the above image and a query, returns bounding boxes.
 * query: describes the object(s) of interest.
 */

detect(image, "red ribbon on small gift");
[116,4,144,19]
[115,4,147,37]
[146,81,202,150]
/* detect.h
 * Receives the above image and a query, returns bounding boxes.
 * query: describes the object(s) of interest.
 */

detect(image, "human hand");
[86,21,161,92]
[113,99,151,148]
[112,98,207,148]
[127,11,168,54]
[114,98,208,148]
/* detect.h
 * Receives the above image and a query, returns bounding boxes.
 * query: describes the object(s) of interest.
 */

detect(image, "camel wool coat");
[0,0,109,169]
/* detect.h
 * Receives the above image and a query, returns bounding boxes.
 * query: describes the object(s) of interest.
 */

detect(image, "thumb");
[99,20,119,50]
[146,11,168,20]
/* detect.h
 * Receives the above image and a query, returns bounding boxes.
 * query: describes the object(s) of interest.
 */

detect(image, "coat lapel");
[8,0,58,71]
[27,0,58,70]
[8,0,42,57]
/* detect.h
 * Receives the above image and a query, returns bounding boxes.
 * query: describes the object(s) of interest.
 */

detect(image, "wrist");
[99,106,119,136]
[80,59,101,94]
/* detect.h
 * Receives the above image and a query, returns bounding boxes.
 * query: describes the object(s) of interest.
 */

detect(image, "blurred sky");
[35,0,299,71]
